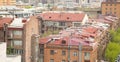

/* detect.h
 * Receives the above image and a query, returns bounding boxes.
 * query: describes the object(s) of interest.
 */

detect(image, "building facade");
[39,15,119,62]
[39,11,89,29]
[6,16,39,62]
[102,1,120,18]
[0,0,16,6]
[0,18,13,42]
[0,42,21,62]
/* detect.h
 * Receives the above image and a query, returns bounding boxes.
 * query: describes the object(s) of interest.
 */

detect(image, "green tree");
[105,28,120,62]
[105,42,120,62]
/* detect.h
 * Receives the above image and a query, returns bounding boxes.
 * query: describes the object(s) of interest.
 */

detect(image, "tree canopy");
[105,28,120,62]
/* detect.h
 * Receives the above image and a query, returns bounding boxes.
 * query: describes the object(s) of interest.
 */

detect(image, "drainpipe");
[79,43,82,62]
[31,34,40,62]
[68,33,73,62]
[3,23,8,42]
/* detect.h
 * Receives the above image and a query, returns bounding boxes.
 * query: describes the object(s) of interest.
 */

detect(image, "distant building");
[0,0,16,6]
[102,0,120,18]
[0,6,33,18]
[0,42,21,62]
[39,11,89,29]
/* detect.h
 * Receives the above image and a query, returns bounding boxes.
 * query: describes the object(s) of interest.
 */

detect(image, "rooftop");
[0,18,13,28]
[39,12,85,22]
[39,15,117,50]
[8,18,29,28]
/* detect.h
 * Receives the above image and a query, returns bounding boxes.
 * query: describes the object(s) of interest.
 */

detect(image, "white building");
[0,42,21,62]
[0,42,6,62]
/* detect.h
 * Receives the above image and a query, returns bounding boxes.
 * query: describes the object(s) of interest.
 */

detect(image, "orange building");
[38,15,119,62]
[0,0,16,6]
[102,1,120,18]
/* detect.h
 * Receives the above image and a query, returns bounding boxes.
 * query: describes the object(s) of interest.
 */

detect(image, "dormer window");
[61,40,66,44]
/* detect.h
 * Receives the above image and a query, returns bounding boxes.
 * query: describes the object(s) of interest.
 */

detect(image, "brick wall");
[23,16,39,62]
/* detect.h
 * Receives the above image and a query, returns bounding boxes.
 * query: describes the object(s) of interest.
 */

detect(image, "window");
[61,40,66,44]
[13,30,22,36]
[50,50,54,55]
[59,22,65,26]
[62,60,66,62]
[73,52,78,56]
[73,60,77,62]
[13,40,22,46]
[40,48,44,54]
[73,23,81,27]
[84,52,90,60]
[106,8,107,10]
[62,50,66,55]
[87,0,90,3]
[14,49,23,55]
[50,59,54,62]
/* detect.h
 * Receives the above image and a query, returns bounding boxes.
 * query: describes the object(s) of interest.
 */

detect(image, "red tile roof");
[83,26,98,34]
[0,18,13,29]
[39,13,85,22]
[39,37,51,44]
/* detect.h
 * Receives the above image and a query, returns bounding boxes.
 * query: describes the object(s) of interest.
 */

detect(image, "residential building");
[102,1,120,18]
[6,16,40,62]
[79,0,104,8]
[39,15,119,62]
[39,11,88,29]
[0,18,13,42]
[0,0,16,6]
[0,42,21,62]
[0,6,33,18]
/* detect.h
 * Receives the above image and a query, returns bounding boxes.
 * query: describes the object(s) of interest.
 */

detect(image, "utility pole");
[79,43,82,62]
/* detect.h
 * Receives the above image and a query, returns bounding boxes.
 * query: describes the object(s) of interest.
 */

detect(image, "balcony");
[8,35,22,40]
[12,45,23,49]
[13,35,22,39]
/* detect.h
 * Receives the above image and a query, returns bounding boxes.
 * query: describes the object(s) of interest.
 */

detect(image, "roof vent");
[49,17,51,19]
[67,17,69,19]
[61,40,66,44]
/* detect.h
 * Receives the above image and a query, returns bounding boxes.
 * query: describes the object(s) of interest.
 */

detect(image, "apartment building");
[0,18,13,42]
[0,0,16,6]
[39,11,88,29]
[102,0,120,18]
[0,42,21,62]
[3,16,39,62]
[39,15,119,62]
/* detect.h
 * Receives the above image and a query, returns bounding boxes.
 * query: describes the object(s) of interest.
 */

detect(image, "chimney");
[22,19,27,23]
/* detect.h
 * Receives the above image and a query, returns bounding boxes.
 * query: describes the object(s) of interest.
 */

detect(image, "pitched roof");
[39,13,85,22]
[0,18,13,29]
